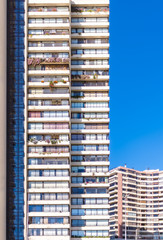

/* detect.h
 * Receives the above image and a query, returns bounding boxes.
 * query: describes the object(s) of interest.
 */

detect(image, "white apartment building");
[109,167,163,240]
[25,0,110,239]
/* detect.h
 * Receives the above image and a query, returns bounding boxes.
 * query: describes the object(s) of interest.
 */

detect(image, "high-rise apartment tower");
[109,167,163,239]
[2,0,110,239]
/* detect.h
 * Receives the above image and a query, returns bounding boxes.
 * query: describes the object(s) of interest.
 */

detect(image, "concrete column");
[0,0,6,238]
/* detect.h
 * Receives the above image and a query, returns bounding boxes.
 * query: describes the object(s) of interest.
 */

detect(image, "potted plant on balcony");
[51,139,57,144]
[45,139,50,144]
[49,81,55,89]
[63,58,69,63]
[96,8,101,12]
[93,73,98,79]
[33,139,38,144]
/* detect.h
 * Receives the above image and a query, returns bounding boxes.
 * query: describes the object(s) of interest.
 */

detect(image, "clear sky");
[109,0,163,171]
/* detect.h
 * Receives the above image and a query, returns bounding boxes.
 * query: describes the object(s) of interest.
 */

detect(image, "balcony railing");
[28,158,69,165]
[71,29,109,34]
[71,135,109,141]
[28,99,69,106]
[28,41,69,47]
[28,111,69,118]
[28,7,69,12]
[28,57,69,67]
[71,7,109,13]
[72,177,109,184]
[29,76,68,82]
[28,170,69,177]
[71,38,108,44]
[28,30,69,37]
[29,65,69,70]
[28,88,69,94]
[28,123,68,130]
[28,137,69,145]
[71,82,108,87]
[71,188,108,194]
[28,146,69,154]
[29,18,69,24]
[71,155,109,162]
[71,71,109,79]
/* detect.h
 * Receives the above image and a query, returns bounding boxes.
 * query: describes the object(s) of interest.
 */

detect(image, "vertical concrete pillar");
[0,0,6,238]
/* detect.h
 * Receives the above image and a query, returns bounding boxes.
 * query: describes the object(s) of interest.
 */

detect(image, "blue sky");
[109,0,163,170]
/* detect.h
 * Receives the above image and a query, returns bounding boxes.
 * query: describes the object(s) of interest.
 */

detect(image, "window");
[71,209,85,216]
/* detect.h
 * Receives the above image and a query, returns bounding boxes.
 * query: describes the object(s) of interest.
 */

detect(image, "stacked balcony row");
[26,0,72,239]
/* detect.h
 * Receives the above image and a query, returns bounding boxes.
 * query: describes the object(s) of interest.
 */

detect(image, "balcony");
[28,176,70,181]
[28,223,70,229]
[28,163,70,169]
[28,81,69,87]
[71,65,109,70]
[71,54,109,60]
[71,150,110,156]
[28,237,70,240]
[28,129,70,134]
[28,140,70,146]
[71,215,109,220]
[28,105,70,111]
[28,57,70,66]
[71,129,110,134]
[28,34,70,41]
[28,0,70,6]
[71,193,109,200]
[28,57,70,75]
[71,161,110,166]
[71,108,110,113]
[71,238,109,240]
[71,10,109,17]
[71,32,109,38]
[28,12,70,18]
[28,188,70,193]
[71,97,110,103]
[71,140,110,145]
[28,69,70,75]
[28,23,70,29]
[71,170,109,176]
[28,94,70,100]
[71,183,110,188]
[28,212,70,218]
[28,199,70,205]
[71,226,109,231]
[28,46,70,52]
[71,43,109,49]
[71,22,109,28]
[71,75,109,81]
[71,86,109,91]
[28,117,70,123]
[28,152,70,158]
[71,0,110,6]
[71,6,109,14]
